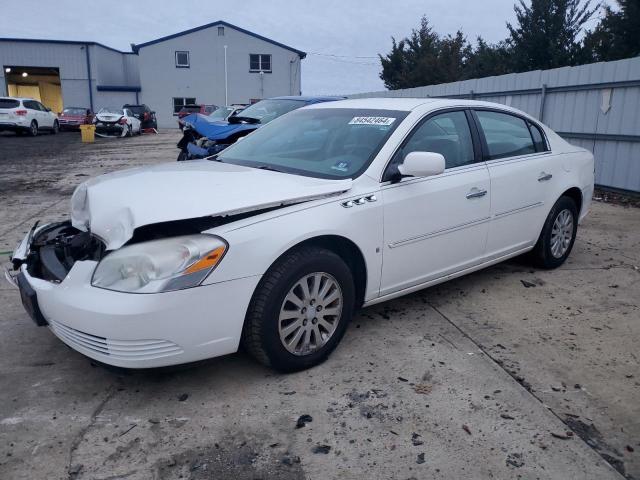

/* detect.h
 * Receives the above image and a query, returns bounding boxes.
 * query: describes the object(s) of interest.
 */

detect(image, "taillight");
[119,117,128,125]
[143,112,150,121]
[15,110,27,116]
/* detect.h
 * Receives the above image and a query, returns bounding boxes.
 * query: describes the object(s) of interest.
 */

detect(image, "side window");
[37,102,47,111]
[402,111,475,170]
[24,100,37,110]
[475,110,536,160]
[528,122,549,152]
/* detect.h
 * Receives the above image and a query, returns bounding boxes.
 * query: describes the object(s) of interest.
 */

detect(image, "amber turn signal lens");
[184,246,227,274]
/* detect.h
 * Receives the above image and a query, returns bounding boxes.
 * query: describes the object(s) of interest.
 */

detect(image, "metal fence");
[349,57,640,193]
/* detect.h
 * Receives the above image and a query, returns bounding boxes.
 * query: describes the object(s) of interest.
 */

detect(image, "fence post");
[469,90,475,100]
[538,84,547,121]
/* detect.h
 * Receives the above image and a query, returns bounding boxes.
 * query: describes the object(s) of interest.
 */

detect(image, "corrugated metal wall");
[349,57,640,192]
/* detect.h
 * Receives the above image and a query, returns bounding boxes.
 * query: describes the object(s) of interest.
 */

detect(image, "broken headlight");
[91,234,227,293]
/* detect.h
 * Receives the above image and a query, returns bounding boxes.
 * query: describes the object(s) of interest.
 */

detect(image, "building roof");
[131,20,306,59]
[0,37,132,54]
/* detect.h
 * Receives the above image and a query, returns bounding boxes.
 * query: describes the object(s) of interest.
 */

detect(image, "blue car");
[176,96,344,161]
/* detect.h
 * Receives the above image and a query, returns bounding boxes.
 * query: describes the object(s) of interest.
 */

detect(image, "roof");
[132,20,306,58]
[1,96,37,101]
[305,97,441,111]
[0,37,132,54]
[271,96,346,102]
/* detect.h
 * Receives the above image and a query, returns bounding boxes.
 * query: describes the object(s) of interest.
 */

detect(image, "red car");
[58,107,93,131]
[177,104,217,129]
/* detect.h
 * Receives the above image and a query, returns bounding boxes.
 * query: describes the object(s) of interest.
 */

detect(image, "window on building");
[175,51,190,68]
[218,26,225,36]
[249,54,272,73]
[173,97,197,115]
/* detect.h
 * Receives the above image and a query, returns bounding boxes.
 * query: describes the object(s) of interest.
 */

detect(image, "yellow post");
[80,124,96,143]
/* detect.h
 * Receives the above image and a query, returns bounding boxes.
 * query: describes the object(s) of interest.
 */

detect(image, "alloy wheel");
[550,209,574,258]
[278,272,343,356]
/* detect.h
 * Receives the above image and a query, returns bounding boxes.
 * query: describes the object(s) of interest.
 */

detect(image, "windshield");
[98,107,123,115]
[126,105,145,114]
[232,99,304,124]
[217,108,408,179]
[62,108,87,115]
[208,106,234,120]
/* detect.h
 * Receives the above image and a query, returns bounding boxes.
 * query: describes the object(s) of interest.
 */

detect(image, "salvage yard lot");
[0,131,638,479]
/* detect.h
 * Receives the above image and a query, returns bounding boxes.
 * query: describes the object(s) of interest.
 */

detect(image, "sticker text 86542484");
[348,117,396,126]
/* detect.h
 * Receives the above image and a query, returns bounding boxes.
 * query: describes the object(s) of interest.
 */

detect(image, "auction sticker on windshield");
[348,116,396,126]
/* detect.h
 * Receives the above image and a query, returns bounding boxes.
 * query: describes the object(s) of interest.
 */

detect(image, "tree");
[379,16,471,89]
[583,0,640,61]
[464,38,514,79]
[506,0,599,71]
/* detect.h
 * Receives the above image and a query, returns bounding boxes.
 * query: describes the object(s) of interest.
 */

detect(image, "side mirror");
[398,151,445,178]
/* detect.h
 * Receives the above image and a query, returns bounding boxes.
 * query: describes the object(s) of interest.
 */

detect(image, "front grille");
[49,320,183,361]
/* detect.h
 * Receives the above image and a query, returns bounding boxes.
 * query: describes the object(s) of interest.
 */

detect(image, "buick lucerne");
[7,98,594,371]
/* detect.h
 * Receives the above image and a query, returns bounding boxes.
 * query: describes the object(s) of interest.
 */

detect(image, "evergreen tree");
[584,0,640,61]
[506,0,599,71]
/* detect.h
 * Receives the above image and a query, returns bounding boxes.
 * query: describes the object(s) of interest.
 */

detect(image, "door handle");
[466,188,488,199]
[538,172,553,182]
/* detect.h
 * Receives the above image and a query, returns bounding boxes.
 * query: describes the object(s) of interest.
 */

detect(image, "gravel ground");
[0,131,638,480]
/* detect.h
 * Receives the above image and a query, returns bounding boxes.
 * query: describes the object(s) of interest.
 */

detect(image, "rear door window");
[528,122,549,152]
[0,99,20,109]
[475,110,536,160]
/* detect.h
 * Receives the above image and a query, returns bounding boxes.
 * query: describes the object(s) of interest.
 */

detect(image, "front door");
[380,109,491,296]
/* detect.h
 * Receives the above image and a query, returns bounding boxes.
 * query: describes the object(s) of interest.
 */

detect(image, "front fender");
[202,194,384,302]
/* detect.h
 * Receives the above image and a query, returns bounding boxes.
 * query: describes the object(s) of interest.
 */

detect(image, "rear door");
[35,101,54,128]
[472,109,556,260]
[379,109,491,296]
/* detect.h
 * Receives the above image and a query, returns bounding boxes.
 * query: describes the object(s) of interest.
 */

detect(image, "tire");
[28,120,38,137]
[242,246,355,372]
[126,125,132,137]
[50,120,59,134]
[531,196,578,269]
[176,151,188,161]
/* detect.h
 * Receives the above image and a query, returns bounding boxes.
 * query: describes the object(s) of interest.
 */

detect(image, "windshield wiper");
[255,165,284,173]
[228,116,261,125]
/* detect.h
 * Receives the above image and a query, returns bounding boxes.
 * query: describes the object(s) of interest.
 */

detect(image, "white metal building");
[0,21,305,128]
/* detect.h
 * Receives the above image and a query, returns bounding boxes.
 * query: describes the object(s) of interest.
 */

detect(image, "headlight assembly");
[91,234,227,293]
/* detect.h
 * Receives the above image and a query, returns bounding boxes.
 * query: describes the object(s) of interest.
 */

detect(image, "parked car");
[0,97,59,136]
[177,104,217,130]
[8,98,594,372]
[58,107,93,131]
[177,96,344,160]
[123,104,157,130]
[94,107,141,137]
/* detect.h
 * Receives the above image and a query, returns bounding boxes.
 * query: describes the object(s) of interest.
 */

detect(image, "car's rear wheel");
[50,120,59,134]
[28,120,38,137]
[242,246,355,372]
[532,196,578,269]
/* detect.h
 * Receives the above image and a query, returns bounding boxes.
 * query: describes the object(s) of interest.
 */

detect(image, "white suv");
[0,97,59,136]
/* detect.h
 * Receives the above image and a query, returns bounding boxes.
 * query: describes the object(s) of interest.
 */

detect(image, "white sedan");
[8,98,594,371]
[94,107,141,137]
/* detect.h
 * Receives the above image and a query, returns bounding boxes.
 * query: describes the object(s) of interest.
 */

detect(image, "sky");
[0,0,609,95]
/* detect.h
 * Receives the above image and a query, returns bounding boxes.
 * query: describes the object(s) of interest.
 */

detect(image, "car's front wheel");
[50,120,59,134]
[532,196,578,269]
[242,246,355,372]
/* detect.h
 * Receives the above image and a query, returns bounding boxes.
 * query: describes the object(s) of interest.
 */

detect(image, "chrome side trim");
[494,201,543,219]
[388,216,491,249]
[388,202,543,249]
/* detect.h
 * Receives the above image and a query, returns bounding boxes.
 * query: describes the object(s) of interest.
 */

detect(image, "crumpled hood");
[183,113,258,141]
[71,161,352,250]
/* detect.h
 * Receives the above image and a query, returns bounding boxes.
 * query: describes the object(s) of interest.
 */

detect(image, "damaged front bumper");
[95,122,127,137]
[7,222,259,368]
